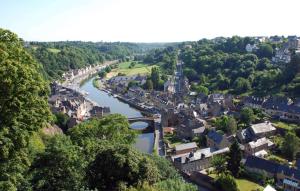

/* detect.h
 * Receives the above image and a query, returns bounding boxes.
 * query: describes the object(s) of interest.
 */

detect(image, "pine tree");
[227,139,242,177]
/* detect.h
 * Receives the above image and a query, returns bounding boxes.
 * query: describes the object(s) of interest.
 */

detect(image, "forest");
[27,41,171,80]
[143,36,300,98]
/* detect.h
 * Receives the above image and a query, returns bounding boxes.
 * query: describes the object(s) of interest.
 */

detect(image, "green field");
[107,61,156,78]
[271,120,299,130]
[236,178,263,191]
[209,174,263,191]
[47,48,61,53]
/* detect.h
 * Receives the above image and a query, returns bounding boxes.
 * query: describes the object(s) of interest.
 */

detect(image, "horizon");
[1,0,300,42]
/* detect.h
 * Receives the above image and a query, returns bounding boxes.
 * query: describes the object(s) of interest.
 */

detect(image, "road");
[154,116,165,156]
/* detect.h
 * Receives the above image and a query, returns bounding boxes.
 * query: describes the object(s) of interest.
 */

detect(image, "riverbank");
[91,77,163,155]
[80,77,156,153]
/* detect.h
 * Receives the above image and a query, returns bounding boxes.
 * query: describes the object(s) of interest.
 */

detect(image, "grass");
[163,134,184,147]
[208,174,263,191]
[47,48,61,53]
[271,120,299,130]
[236,178,263,191]
[267,154,289,165]
[106,61,156,78]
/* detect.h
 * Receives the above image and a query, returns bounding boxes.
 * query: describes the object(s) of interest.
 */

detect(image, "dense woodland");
[144,36,300,98]
[0,29,196,191]
[27,41,171,80]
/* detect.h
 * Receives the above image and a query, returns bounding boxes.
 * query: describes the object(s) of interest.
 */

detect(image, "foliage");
[68,114,137,160]
[215,115,237,134]
[0,28,51,190]
[30,135,86,190]
[190,83,209,95]
[144,36,299,97]
[27,41,156,80]
[240,107,255,125]
[154,178,197,191]
[227,140,242,177]
[215,173,239,191]
[211,155,227,175]
[54,112,70,131]
[150,67,163,90]
[148,155,180,180]
[86,145,160,191]
[280,131,300,160]
[144,78,154,90]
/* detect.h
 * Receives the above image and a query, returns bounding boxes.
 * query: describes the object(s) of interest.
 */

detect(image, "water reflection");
[130,122,148,130]
[134,133,154,154]
[79,78,154,153]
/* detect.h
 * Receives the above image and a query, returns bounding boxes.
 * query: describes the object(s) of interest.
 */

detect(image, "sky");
[0,0,299,42]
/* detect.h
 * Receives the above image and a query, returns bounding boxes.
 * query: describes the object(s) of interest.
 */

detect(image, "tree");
[281,131,300,160]
[227,140,242,177]
[233,77,251,94]
[227,117,237,134]
[257,44,273,58]
[240,107,255,125]
[68,114,136,160]
[0,29,51,189]
[145,78,153,90]
[128,80,139,88]
[151,67,161,90]
[211,155,227,175]
[98,70,107,78]
[154,178,197,191]
[215,173,239,191]
[86,145,160,190]
[194,85,209,95]
[148,155,180,180]
[30,135,86,190]
[215,116,237,134]
[54,112,70,131]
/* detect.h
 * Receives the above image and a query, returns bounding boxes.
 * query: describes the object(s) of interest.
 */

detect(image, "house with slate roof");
[245,156,300,191]
[243,96,300,123]
[206,130,231,150]
[172,147,229,173]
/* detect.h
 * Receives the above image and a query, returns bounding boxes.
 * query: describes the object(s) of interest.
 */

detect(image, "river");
[79,77,154,153]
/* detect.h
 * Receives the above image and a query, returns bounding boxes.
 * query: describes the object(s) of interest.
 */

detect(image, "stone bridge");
[127,117,155,123]
[127,117,155,133]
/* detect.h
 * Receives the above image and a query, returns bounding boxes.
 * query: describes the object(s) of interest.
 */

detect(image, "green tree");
[154,178,197,191]
[145,78,154,90]
[211,155,227,175]
[215,116,237,134]
[54,112,70,131]
[151,67,161,90]
[0,29,51,190]
[240,107,255,125]
[233,77,251,94]
[257,44,273,58]
[215,173,239,191]
[128,80,139,88]
[68,114,136,160]
[281,131,300,160]
[30,135,86,190]
[86,145,160,190]
[194,85,209,95]
[227,140,242,177]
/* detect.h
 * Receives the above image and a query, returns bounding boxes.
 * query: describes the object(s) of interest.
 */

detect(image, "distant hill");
[26,41,174,80]
[143,36,300,98]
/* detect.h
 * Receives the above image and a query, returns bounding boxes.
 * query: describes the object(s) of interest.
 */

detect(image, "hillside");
[144,36,300,98]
